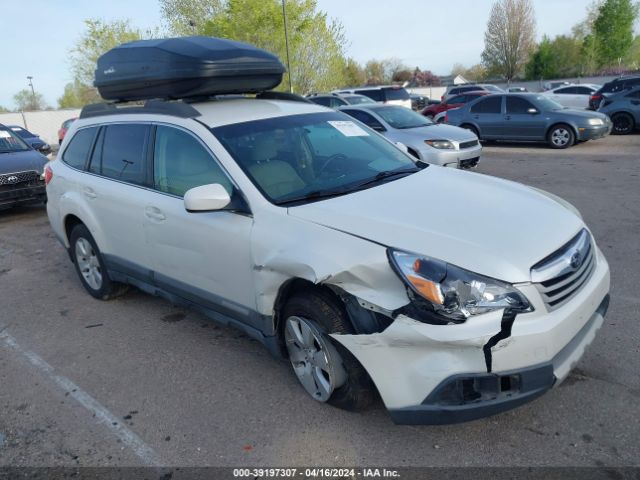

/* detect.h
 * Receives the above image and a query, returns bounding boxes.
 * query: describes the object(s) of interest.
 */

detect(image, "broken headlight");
[388,249,532,322]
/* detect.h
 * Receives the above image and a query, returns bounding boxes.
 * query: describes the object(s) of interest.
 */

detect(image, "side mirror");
[527,108,539,114]
[184,183,231,212]
[371,124,386,132]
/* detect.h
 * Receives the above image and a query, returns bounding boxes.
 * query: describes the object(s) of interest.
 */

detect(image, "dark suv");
[589,75,640,110]
[0,124,48,210]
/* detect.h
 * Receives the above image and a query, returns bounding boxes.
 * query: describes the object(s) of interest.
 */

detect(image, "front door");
[504,96,546,140]
[144,125,257,329]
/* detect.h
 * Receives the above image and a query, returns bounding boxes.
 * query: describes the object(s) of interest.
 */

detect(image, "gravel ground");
[0,133,639,469]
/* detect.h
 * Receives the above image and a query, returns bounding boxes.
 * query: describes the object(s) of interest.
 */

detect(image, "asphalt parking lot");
[1,134,639,469]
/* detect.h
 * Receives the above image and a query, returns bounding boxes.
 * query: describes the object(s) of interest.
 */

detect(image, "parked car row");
[308,89,482,169]
[445,93,611,149]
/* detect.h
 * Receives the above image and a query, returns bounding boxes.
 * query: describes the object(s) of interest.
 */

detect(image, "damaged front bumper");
[331,247,610,425]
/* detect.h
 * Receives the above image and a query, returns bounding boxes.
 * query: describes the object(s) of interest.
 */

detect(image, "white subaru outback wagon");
[46,95,610,424]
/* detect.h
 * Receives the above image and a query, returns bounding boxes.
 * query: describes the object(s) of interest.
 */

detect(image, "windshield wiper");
[275,168,419,206]
[275,188,354,206]
[349,167,419,190]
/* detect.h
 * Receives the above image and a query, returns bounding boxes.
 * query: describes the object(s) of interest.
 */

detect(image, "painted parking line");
[0,330,162,466]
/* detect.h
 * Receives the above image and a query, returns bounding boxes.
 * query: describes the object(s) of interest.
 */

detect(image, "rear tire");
[69,224,128,300]
[547,124,575,149]
[282,289,375,411]
[611,112,635,135]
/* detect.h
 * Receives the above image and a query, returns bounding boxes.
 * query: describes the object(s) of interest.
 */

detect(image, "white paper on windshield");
[0,131,11,138]
[327,120,369,137]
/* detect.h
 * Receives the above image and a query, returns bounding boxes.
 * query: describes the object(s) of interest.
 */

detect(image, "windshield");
[0,128,30,153]
[345,95,375,105]
[533,95,564,110]
[211,112,419,205]
[374,106,434,129]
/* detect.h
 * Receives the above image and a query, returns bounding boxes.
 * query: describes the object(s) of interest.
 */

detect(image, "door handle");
[504,115,511,120]
[473,115,480,119]
[145,206,166,221]
[83,187,97,199]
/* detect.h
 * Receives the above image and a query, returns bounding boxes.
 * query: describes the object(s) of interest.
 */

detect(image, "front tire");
[69,224,128,300]
[611,112,635,135]
[282,290,375,411]
[547,124,575,149]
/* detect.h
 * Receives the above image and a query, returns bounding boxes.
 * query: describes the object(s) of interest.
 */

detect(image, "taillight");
[44,164,53,185]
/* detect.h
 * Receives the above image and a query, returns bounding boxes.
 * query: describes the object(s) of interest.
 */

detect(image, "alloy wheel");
[284,315,347,402]
[551,128,571,147]
[75,237,102,290]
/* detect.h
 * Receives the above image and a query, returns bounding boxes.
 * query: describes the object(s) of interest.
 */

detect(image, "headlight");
[425,139,455,149]
[389,249,532,322]
[588,118,604,126]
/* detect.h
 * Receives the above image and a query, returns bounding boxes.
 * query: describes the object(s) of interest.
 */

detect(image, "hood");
[0,149,48,175]
[551,108,608,120]
[288,168,584,283]
[400,124,477,142]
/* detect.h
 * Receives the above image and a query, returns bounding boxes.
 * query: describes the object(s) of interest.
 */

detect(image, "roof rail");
[80,99,201,119]
[255,91,313,104]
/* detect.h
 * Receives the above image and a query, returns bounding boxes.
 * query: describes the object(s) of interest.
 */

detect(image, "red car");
[57,118,77,145]
[421,91,489,118]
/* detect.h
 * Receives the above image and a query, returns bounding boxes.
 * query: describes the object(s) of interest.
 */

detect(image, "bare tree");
[481,0,536,82]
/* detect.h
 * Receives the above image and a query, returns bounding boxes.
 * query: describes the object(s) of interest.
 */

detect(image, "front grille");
[0,170,40,186]
[459,139,479,149]
[532,229,596,310]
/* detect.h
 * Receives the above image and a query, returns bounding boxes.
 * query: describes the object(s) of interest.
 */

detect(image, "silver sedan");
[338,104,482,169]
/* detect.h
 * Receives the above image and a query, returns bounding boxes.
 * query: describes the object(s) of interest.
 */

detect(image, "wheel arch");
[546,121,578,140]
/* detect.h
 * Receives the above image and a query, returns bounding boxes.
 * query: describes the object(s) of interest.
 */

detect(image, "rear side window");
[470,96,502,114]
[90,124,150,185]
[355,89,383,102]
[62,127,98,170]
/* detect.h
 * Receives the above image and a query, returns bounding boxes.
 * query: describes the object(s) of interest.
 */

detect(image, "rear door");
[468,95,504,138]
[84,122,154,278]
[144,124,257,327]
[504,96,546,140]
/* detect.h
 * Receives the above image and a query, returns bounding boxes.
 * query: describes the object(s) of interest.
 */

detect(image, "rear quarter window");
[62,127,98,170]
[383,88,410,101]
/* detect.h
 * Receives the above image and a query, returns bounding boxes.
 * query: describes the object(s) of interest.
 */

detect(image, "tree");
[464,64,489,82]
[481,0,536,82]
[0,105,9,113]
[13,89,46,111]
[624,35,640,69]
[364,60,385,85]
[411,68,441,87]
[525,36,556,80]
[67,19,145,104]
[58,80,101,108]
[202,0,348,94]
[392,69,413,83]
[450,63,467,77]
[159,0,225,35]
[593,0,639,67]
[342,58,366,87]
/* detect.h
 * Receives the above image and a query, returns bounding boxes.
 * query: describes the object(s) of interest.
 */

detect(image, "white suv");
[46,96,610,424]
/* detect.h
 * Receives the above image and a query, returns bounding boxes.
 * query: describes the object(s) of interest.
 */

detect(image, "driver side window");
[153,126,232,197]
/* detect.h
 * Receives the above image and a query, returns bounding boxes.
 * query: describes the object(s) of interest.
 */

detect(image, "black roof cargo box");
[94,36,285,101]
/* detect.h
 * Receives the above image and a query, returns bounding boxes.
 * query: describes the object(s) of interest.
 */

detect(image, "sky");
[0,0,626,109]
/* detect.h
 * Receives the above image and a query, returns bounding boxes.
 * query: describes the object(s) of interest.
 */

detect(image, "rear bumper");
[388,295,608,425]
[0,183,46,209]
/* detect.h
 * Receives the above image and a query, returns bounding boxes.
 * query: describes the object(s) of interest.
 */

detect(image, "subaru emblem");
[570,251,582,270]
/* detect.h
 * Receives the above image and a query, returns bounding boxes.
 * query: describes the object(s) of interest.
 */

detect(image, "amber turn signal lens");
[407,275,444,305]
